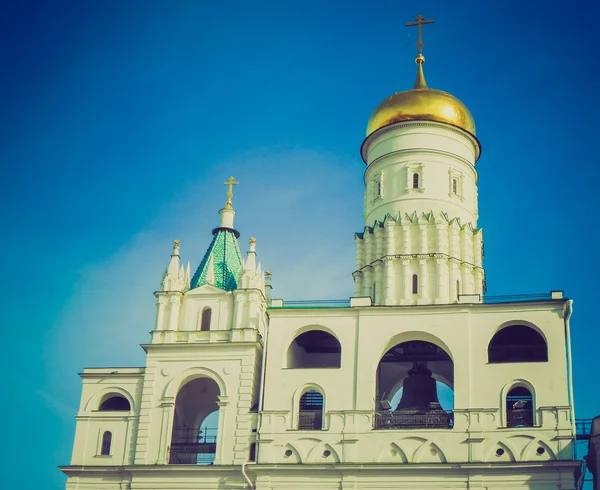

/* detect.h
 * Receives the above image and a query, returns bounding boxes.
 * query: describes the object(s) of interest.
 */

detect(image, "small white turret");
[160,240,187,292]
[239,237,265,293]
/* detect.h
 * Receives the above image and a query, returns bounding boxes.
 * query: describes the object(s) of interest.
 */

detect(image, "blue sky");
[1,0,599,488]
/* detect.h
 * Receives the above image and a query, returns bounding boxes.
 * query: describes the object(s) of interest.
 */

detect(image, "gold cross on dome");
[406,14,434,56]
[224,176,239,209]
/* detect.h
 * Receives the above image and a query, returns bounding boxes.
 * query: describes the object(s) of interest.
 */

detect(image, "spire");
[239,237,266,292]
[406,14,434,89]
[160,240,187,291]
[191,177,245,291]
[413,54,428,89]
[168,240,180,274]
[245,237,257,271]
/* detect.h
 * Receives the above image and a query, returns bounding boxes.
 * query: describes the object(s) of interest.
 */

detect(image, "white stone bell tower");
[354,18,484,306]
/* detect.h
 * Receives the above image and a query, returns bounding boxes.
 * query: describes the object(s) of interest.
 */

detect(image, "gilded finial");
[406,14,434,89]
[250,237,256,244]
[173,240,180,247]
[223,176,239,209]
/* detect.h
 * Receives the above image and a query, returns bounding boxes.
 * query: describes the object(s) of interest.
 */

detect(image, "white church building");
[61,15,581,490]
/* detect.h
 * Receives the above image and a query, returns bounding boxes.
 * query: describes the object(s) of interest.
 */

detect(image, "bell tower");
[354,15,484,306]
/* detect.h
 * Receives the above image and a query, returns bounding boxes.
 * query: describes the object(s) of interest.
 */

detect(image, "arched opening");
[506,386,534,427]
[286,330,341,368]
[169,377,220,465]
[100,431,112,455]
[488,325,548,363]
[298,390,324,430]
[375,340,454,429]
[200,308,212,331]
[413,173,419,189]
[412,274,418,294]
[99,395,131,411]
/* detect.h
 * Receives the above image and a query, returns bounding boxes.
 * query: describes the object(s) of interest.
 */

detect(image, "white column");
[214,396,230,465]
[449,260,460,302]
[418,259,429,304]
[355,236,364,270]
[232,294,245,329]
[437,223,448,255]
[157,399,175,464]
[436,258,449,304]
[167,294,181,331]
[384,223,395,305]
[401,260,411,304]
[419,225,427,254]
[155,295,167,331]
[401,224,410,254]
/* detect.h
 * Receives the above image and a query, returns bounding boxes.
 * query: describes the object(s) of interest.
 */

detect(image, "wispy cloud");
[45,147,363,400]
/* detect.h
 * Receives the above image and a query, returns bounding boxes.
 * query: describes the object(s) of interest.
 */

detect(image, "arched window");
[412,274,418,294]
[298,390,323,430]
[200,308,212,331]
[413,173,419,189]
[249,443,256,462]
[488,325,548,363]
[506,386,534,427]
[286,330,341,368]
[100,431,112,455]
[99,395,131,411]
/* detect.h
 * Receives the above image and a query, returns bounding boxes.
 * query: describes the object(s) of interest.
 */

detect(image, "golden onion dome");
[366,55,476,137]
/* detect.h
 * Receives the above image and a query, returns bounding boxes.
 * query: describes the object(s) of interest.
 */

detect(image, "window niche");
[448,169,464,199]
[200,307,212,331]
[99,395,131,411]
[370,171,384,203]
[286,330,341,369]
[406,163,424,193]
[488,325,548,363]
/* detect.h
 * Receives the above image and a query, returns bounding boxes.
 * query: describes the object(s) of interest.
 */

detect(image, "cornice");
[353,253,483,274]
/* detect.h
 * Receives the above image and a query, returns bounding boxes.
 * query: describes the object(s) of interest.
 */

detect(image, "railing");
[168,427,217,465]
[576,418,593,440]
[483,293,552,303]
[298,410,323,430]
[272,293,557,309]
[276,299,351,308]
[373,410,453,430]
[507,409,534,428]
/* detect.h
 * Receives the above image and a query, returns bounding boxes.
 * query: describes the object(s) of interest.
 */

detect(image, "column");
[449,260,460,302]
[214,396,230,465]
[157,399,175,464]
[167,294,181,331]
[418,259,429,304]
[232,293,245,329]
[419,225,427,254]
[436,258,449,304]
[155,295,167,331]
[384,222,396,304]
[401,260,411,304]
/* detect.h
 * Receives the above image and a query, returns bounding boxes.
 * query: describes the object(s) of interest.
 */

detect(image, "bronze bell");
[395,361,440,412]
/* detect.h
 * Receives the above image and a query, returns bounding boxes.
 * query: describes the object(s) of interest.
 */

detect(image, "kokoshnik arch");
[61,14,580,490]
